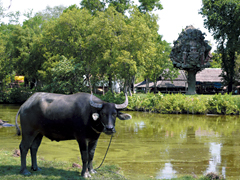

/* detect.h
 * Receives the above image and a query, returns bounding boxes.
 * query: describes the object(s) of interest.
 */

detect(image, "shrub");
[207,93,239,115]
[0,87,33,104]
[96,91,126,104]
[183,96,208,114]
[126,93,238,115]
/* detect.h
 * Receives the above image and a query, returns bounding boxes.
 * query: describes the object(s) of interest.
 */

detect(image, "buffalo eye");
[101,112,106,117]
[112,113,117,118]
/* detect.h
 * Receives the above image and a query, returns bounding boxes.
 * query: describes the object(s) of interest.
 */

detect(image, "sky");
[1,0,217,51]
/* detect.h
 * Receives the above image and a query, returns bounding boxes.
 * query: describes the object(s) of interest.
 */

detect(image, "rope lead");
[95,134,113,170]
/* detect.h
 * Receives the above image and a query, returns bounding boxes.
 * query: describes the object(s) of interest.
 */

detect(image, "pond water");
[1,104,240,179]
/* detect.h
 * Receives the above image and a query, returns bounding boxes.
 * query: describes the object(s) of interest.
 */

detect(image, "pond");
[0,104,240,179]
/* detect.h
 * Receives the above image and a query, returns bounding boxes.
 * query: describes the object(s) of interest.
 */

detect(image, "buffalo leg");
[19,131,39,175]
[78,140,91,178]
[88,140,98,174]
[19,142,30,175]
[30,133,43,171]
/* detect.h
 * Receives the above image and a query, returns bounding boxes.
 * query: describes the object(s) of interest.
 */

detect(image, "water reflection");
[1,105,240,179]
[206,143,222,176]
[157,163,177,179]
[117,113,240,179]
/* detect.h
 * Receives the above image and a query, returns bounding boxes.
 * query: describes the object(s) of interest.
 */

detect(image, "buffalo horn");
[90,94,103,109]
[115,94,128,109]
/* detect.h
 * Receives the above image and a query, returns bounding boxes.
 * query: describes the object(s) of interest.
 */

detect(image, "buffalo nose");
[105,125,116,134]
[106,125,114,131]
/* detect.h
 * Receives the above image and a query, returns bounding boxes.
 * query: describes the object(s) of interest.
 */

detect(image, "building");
[135,70,188,93]
[135,68,224,94]
[196,68,223,94]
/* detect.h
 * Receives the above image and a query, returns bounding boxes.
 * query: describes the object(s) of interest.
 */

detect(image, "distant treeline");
[0,2,177,95]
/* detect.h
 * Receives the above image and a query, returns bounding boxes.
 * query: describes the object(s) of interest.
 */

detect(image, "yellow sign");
[15,76,24,82]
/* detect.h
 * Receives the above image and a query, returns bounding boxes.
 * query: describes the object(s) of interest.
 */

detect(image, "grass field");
[0,150,125,180]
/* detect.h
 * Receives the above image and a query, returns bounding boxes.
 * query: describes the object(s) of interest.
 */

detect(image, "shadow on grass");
[0,165,84,180]
[0,165,126,180]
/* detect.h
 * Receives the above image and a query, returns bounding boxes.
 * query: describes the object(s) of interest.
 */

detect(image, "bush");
[96,91,126,104]
[0,87,33,104]
[207,93,239,115]
[126,93,239,115]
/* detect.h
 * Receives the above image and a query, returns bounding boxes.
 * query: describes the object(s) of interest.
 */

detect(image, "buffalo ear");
[92,113,99,121]
[117,112,132,120]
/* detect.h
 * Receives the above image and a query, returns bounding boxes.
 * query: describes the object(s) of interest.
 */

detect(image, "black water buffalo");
[15,92,131,178]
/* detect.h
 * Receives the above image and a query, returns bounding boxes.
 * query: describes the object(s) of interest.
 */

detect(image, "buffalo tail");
[15,108,21,136]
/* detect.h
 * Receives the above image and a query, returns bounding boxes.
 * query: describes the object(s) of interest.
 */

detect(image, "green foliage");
[81,0,105,14]
[81,0,163,14]
[200,0,240,93]
[207,93,238,114]
[41,56,85,94]
[108,0,131,14]
[138,0,163,13]
[0,87,33,104]
[0,3,175,95]
[210,51,222,68]
[127,93,239,115]
[95,91,126,104]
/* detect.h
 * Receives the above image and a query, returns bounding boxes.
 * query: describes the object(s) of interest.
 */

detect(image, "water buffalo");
[15,92,132,178]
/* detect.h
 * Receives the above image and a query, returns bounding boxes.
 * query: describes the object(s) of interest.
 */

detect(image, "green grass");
[0,150,225,180]
[0,150,125,180]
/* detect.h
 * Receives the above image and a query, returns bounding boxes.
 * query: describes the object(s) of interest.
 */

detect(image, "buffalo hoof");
[20,169,31,176]
[82,172,91,178]
[89,169,97,174]
[31,166,41,171]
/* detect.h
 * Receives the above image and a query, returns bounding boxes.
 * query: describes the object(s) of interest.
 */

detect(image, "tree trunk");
[154,80,157,93]
[145,78,150,93]
[132,76,135,94]
[102,77,105,95]
[128,81,132,96]
[186,70,197,95]
[93,84,97,94]
[123,78,130,95]
[108,76,113,93]
[87,75,92,94]
[227,49,236,93]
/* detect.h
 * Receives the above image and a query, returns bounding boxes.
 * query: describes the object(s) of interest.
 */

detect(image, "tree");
[108,0,131,14]
[0,24,11,89]
[39,8,94,91]
[36,5,66,21]
[145,36,178,93]
[81,0,163,14]
[43,56,85,94]
[89,7,130,93]
[80,0,166,95]
[138,0,163,13]
[170,26,212,95]
[1,6,67,89]
[200,0,240,93]
[122,7,158,94]
[80,0,105,14]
